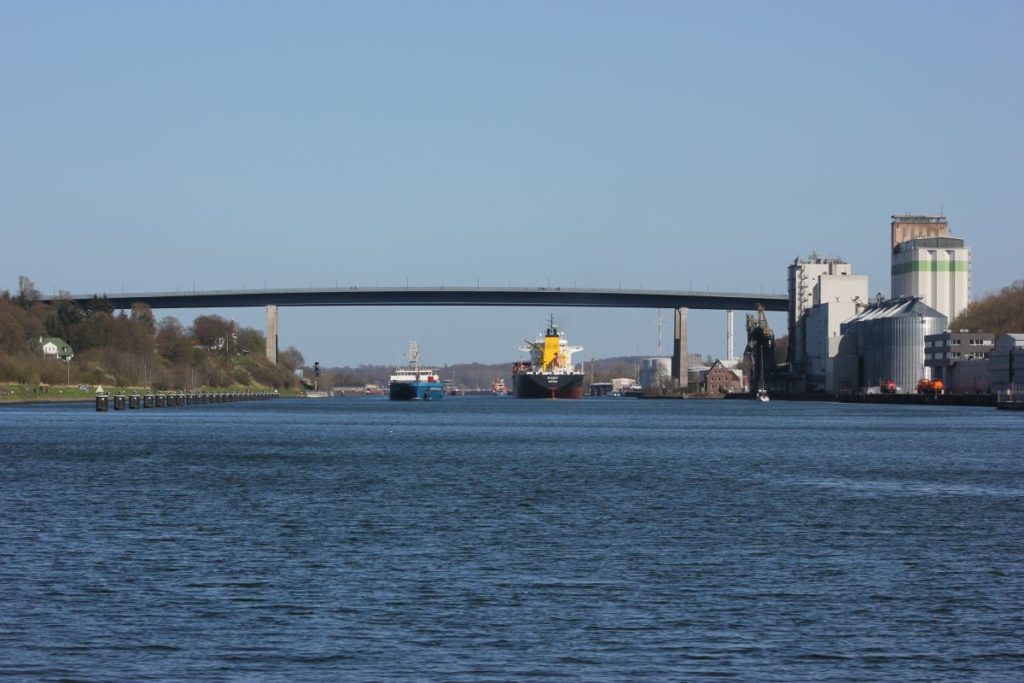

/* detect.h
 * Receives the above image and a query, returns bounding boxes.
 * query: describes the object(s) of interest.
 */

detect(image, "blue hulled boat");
[389,342,445,401]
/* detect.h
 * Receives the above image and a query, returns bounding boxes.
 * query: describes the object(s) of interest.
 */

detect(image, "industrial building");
[639,357,672,391]
[988,334,1024,395]
[610,377,639,393]
[890,215,971,323]
[774,215,998,397]
[890,214,949,250]
[701,360,744,394]
[925,331,994,393]
[834,297,947,393]
[787,255,855,369]
[786,255,868,391]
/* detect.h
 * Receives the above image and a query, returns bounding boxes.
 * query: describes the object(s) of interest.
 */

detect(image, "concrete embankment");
[1,386,294,407]
[770,392,996,407]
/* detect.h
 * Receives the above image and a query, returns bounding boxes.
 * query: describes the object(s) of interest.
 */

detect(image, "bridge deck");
[44,286,788,312]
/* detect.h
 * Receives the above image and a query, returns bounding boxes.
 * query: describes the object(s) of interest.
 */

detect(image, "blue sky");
[2,1,1021,367]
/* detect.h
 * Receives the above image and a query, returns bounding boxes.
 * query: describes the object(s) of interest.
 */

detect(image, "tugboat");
[443,379,464,396]
[512,317,584,399]
[389,342,445,401]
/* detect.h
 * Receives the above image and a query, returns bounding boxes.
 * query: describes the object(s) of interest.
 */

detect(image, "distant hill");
[950,280,1024,334]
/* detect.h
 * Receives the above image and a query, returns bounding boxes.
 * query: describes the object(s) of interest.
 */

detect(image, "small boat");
[389,342,445,401]
[997,390,1024,411]
[492,378,507,395]
[622,384,645,398]
[756,388,770,403]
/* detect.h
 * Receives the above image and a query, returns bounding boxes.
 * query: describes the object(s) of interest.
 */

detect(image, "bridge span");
[44,286,786,312]
[43,286,787,387]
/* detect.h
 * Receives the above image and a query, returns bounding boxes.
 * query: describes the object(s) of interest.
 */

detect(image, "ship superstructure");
[512,318,585,399]
[389,341,445,401]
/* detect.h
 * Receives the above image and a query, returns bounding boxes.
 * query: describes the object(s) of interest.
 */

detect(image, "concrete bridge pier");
[672,307,689,388]
[266,305,279,364]
[726,310,735,361]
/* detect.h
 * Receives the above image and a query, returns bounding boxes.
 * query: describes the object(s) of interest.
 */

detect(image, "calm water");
[2,398,1023,681]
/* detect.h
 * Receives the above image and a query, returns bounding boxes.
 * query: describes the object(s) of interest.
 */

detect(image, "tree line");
[950,280,1024,335]
[0,277,301,390]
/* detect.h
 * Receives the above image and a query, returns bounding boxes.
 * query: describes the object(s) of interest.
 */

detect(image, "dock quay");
[996,394,1024,411]
[96,391,279,412]
[838,393,995,407]
[759,392,997,407]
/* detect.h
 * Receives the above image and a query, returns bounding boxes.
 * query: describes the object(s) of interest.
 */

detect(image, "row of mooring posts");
[96,391,279,412]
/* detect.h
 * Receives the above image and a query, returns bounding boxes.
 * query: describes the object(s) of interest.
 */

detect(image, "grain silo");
[840,297,947,392]
[639,357,672,390]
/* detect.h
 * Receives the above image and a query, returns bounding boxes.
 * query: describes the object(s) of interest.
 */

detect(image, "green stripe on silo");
[891,260,969,276]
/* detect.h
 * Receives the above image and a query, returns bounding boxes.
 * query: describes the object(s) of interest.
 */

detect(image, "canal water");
[2,398,1023,681]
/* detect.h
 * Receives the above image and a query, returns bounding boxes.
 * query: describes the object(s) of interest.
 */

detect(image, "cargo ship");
[389,342,445,401]
[512,318,584,399]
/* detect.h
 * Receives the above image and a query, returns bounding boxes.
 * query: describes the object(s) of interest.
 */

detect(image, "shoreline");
[0,397,94,407]
[1,388,297,407]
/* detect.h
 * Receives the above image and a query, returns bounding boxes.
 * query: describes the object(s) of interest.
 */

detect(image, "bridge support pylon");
[672,307,689,389]
[266,305,279,364]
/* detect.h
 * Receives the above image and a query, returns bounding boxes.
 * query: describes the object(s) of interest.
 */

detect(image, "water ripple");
[1,399,1022,681]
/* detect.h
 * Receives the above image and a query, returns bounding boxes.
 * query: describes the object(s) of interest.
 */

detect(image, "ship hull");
[512,372,584,399]
[389,381,445,401]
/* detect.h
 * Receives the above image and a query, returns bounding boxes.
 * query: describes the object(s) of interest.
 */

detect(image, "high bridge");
[43,286,788,386]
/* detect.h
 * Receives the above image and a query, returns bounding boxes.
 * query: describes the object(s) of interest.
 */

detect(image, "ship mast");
[407,340,420,372]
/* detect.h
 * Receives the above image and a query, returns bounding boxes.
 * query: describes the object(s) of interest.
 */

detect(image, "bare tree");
[131,303,156,333]
[278,346,305,371]
[16,276,40,309]
[191,314,232,349]
[156,317,193,362]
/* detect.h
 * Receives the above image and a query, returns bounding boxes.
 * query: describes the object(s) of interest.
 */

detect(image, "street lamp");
[63,355,72,387]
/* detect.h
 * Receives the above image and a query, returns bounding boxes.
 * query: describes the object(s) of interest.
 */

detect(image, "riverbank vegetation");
[951,280,1024,335]
[0,277,301,391]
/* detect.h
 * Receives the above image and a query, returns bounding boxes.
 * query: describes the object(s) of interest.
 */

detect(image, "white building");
[39,337,74,360]
[787,256,855,372]
[609,377,637,392]
[891,235,971,323]
[639,357,672,390]
[786,256,868,391]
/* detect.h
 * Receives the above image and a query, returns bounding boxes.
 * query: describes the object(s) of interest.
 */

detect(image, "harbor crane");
[745,304,775,399]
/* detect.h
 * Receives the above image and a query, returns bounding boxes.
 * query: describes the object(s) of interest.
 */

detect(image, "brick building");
[703,360,743,394]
